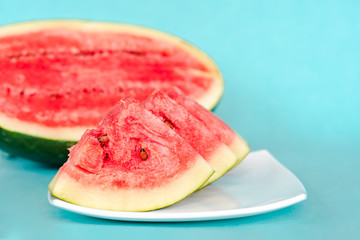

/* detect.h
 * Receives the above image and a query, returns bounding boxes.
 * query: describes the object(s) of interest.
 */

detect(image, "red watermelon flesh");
[144,90,237,186]
[166,88,250,165]
[0,22,221,129]
[48,97,214,211]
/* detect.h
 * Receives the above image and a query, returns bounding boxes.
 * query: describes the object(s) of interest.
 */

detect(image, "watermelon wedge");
[0,20,223,165]
[48,97,214,211]
[144,91,237,187]
[166,88,250,166]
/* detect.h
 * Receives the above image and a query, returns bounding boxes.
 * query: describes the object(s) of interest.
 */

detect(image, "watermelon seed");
[164,120,174,129]
[98,135,109,143]
[104,152,110,161]
[50,93,61,99]
[123,50,145,56]
[140,148,148,160]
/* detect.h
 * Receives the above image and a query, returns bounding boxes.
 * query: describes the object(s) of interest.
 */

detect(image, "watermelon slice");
[166,88,250,166]
[0,20,223,165]
[48,97,214,211]
[144,91,237,187]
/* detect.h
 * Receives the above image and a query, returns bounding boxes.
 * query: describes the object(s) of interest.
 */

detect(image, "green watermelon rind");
[0,20,224,165]
[0,126,76,166]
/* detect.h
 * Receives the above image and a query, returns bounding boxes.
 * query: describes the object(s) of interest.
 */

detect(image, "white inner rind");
[48,156,214,212]
[228,134,251,166]
[196,75,224,110]
[0,20,223,139]
[0,113,89,141]
[200,144,238,188]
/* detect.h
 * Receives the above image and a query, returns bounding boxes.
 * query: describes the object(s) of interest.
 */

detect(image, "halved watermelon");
[0,20,223,165]
[166,88,250,166]
[144,90,237,187]
[49,97,214,211]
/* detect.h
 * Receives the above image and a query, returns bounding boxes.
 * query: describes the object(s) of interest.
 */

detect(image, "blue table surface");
[1,1,359,239]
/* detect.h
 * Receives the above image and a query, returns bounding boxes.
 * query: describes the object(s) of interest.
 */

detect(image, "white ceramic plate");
[48,150,307,222]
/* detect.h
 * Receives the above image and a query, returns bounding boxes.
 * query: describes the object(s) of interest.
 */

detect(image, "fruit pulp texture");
[0,29,213,127]
[60,98,206,189]
[166,88,238,147]
[144,91,224,160]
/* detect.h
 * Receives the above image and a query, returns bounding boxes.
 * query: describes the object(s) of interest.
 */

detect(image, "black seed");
[98,135,109,143]
[140,148,148,160]
[164,119,174,129]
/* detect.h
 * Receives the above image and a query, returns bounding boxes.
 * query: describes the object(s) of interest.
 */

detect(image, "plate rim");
[48,191,306,222]
[47,149,307,222]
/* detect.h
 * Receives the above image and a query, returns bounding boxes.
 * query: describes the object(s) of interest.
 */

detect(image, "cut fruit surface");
[144,91,237,187]
[166,88,250,166]
[0,20,222,128]
[0,20,223,164]
[48,97,214,211]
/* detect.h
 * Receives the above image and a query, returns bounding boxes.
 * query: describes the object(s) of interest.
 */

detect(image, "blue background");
[0,0,359,239]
